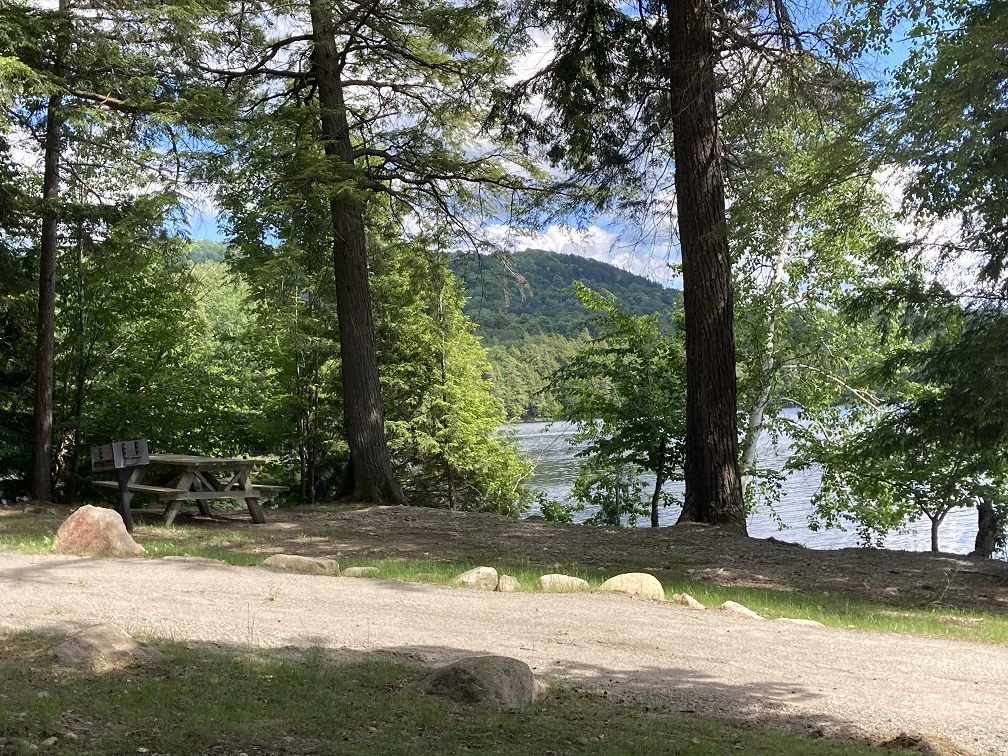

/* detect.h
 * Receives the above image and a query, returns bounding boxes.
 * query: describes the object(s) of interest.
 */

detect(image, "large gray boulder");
[452,566,499,591]
[261,554,339,575]
[598,572,665,601]
[411,655,540,709]
[52,505,143,556]
[54,624,161,672]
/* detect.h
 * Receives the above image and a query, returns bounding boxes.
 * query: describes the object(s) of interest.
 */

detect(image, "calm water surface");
[509,419,982,555]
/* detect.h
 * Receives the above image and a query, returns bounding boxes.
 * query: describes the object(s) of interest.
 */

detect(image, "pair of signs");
[90,439,149,471]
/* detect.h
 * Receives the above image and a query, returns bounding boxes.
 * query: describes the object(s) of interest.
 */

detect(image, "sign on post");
[91,439,149,533]
[91,439,149,472]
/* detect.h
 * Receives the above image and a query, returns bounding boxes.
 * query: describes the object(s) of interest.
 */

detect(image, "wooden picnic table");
[94,454,286,526]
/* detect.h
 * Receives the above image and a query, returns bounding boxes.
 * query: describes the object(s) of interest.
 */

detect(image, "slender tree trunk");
[650,436,667,527]
[308,0,404,504]
[666,0,746,532]
[31,28,67,501]
[930,517,940,553]
[740,224,793,496]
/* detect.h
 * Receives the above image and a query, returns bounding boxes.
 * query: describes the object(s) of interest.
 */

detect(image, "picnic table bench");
[94,453,286,525]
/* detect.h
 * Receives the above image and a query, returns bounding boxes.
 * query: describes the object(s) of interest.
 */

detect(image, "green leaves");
[550,282,685,525]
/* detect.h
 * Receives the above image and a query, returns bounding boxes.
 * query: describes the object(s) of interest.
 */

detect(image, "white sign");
[91,439,149,471]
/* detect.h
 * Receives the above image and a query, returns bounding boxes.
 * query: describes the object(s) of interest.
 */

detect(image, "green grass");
[0,631,886,755]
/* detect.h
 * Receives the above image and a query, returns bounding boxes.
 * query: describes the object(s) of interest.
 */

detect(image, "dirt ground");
[3,552,1006,755]
[61,503,1008,612]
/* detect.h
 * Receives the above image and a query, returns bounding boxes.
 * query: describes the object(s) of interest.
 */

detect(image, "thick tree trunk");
[973,500,999,558]
[31,89,63,502]
[309,0,405,504]
[666,0,746,532]
[650,436,667,527]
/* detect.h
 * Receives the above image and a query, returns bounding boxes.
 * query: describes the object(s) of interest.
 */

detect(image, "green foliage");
[550,283,685,526]
[894,0,1008,287]
[372,233,532,515]
[0,138,34,497]
[453,249,680,421]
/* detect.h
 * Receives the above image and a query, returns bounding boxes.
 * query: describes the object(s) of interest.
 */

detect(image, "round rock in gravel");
[411,655,539,709]
[261,554,338,575]
[453,566,499,591]
[52,505,143,557]
[341,566,380,578]
[673,592,706,610]
[55,624,161,672]
[598,572,664,601]
[720,600,764,620]
[537,573,589,592]
[496,575,520,593]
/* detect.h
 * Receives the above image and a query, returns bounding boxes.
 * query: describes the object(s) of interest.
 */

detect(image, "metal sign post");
[91,439,149,533]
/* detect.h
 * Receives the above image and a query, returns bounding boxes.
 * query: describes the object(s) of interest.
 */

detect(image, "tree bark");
[666,0,746,532]
[930,517,940,553]
[31,22,67,502]
[973,499,1000,558]
[309,0,405,504]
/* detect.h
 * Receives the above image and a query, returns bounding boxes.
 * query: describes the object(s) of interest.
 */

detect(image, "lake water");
[510,419,983,555]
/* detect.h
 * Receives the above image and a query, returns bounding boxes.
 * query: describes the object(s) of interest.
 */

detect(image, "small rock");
[261,554,338,575]
[720,601,764,620]
[55,624,162,672]
[341,566,380,578]
[537,574,589,592]
[775,618,825,628]
[496,575,520,593]
[41,737,57,747]
[882,587,900,598]
[453,566,499,591]
[598,573,665,601]
[410,655,539,709]
[52,505,144,556]
[673,592,706,610]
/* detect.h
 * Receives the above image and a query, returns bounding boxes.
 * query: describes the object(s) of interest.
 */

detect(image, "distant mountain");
[450,249,680,345]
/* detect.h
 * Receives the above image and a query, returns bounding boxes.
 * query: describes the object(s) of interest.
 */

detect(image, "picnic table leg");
[236,469,267,524]
[190,473,213,517]
[163,499,185,526]
[244,496,267,524]
[162,471,195,526]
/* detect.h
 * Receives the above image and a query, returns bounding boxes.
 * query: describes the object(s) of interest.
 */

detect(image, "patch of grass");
[0,631,885,755]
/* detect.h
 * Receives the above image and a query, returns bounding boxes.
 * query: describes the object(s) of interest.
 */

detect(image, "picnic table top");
[148,454,265,468]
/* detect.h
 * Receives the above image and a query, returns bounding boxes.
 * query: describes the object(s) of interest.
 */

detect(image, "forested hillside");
[449,249,680,420]
[450,249,679,343]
